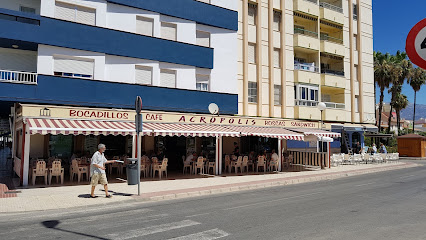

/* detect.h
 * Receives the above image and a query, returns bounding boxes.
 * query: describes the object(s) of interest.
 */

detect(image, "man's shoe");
[90,195,98,198]
[106,195,112,198]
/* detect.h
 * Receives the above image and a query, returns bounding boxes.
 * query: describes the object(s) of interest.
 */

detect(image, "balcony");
[294,28,319,52]
[294,101,321,120]
[321,69,345,88]
[319,2,344,25]
[323,107,346,121]
[294,0,319,17]
[320,36,345,56]
[294,63,320,85]
[0,70,37,84]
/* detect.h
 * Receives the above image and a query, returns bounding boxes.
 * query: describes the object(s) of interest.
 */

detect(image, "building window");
[273,48,281,68]
[353,3,358,20]
[135,65,152,85]
[55,1,96,25]
[248,3,257,26]
[161,22,177,41]
[136,16,154,37]
[295,84,318,106]
[353,34,358,51]
[196,74,210,91]
[273,11,281,31]
[53,57,94,79]
[355,95,359,112]
[248,82,257,103]
[274,85,282,105]
[248,43,256,64]
[20,6,36,14]
[321,94,331,102]
[354,64,358,81]
[160,69,176,88]
[196,30,210,47]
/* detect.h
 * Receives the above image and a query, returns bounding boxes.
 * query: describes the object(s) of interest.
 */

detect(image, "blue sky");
[373,0,426,104]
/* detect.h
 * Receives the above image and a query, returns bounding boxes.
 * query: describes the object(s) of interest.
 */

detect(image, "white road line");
[355,182,375,187]
[400,174,416,179]
[185,212,212,218]
[168,228,229,240]
[223,192,323,210]
[106,220,201,240]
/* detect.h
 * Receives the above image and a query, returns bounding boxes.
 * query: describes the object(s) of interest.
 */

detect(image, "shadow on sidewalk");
[42,220,110,240]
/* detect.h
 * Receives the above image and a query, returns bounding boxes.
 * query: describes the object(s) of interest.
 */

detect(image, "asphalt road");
[1,161,426,240]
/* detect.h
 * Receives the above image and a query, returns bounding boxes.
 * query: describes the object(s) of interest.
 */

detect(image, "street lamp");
[318,102,326,169]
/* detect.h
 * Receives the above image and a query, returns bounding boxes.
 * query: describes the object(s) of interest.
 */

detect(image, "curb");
[133,163,418,203]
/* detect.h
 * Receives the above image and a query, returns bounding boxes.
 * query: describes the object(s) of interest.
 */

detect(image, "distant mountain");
[400,103,426,121]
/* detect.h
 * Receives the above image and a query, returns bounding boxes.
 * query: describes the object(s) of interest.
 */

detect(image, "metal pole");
[137,114,142,196]
[320,110,324,169]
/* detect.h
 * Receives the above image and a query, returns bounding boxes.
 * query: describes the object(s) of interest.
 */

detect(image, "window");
[20,6,36,14]
[161,22,177,41]
[273,48,281,68]
[248,3,257,26]
[135,65,152,85]
[274,85,282,105]
[160,69,176,88]
[273,11,281,31]
[248,82,257,103]
[136,16,153,37]
[355,95,359,112]
[354,64,358,81]
[321,94,331,102]
[353,3,358,20]
[196,30,210,47]
[295,84,318,106]
[55,1,96,25]
[248,43,256,64]
[53,57,94,79]
[196,74,209,91]
[353,34,358,51]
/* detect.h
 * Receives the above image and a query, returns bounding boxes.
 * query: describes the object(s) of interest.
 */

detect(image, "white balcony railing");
[324,102,345,109]
[0,70,37,84]
[294,63,319,72]
[295,100,319,107]
[319,2,343,13]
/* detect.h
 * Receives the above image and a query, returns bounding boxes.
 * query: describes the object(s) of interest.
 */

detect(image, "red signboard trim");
[406,18,426,70]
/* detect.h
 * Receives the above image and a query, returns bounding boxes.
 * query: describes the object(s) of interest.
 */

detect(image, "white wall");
[2,0,41,14]
[211,0,238,11]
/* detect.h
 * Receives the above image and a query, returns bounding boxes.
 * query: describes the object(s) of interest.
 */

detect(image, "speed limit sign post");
[406,18,426,69]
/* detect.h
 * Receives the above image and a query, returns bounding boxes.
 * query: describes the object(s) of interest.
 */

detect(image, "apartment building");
[237,0,376,151]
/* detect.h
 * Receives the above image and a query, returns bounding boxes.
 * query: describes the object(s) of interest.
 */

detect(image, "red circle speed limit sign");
[406,18,426,69]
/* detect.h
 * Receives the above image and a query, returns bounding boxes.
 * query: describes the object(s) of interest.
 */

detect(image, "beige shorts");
[91,173,108,186]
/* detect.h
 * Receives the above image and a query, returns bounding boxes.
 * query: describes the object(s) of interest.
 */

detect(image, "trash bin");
[126,158,139,185]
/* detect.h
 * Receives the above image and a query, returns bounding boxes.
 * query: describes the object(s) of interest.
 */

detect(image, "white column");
[278,139,282,172]
[22,126,30,186]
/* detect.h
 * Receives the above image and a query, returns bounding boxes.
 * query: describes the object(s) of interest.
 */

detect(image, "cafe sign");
[19,104,319,129]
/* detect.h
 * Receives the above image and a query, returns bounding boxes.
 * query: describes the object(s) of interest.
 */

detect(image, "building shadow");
[41,220,110,240]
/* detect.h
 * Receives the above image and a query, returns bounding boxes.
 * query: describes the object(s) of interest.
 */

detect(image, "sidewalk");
[0,162,418,213]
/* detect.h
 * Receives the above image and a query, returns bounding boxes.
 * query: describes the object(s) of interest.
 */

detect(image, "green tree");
[408,67,426,131]
[391,93,409,135]
[373,51,392,132]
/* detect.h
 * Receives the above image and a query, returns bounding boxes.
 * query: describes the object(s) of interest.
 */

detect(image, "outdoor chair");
[182,156,192,174]
[71,159,89,183]
[268,159,279,172]
[353,154,362,165]
[242,156,249,172]
[224,155,231,173]
[140,159,147,178]
[208,161,215,175]
[195,157,205,175]
[343,154,353,165]
[49,160,64,185]
[153,158,168,179]
[231,156,243,173]
[151,157,159,176]
[331,154,343,167]
[32,160,48,185]
[284,154,293,169]
[373,153,383,164]
[109,156,121,175]
[256,156,266,173]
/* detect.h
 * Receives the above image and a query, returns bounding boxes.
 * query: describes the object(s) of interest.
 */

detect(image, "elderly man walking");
[90,144,117,198]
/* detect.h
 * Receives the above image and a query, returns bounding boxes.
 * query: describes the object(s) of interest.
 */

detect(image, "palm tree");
[391,93,409,135]
[387,51,412,134]
[373,51,392,132]
[408,67,426,131]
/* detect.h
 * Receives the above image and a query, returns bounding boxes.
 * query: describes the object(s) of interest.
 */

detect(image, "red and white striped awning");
[224,126,304,141]
[143,123,240,137]
[26,118,150,136]
[288,128,341,138]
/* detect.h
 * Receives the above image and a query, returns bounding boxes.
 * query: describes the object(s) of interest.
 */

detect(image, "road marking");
[400,174,416,179]
[185,212,212,218]
[106,220,201,240]
[223,192,322,210]
[168,228,229,240]
[355,182,375,187]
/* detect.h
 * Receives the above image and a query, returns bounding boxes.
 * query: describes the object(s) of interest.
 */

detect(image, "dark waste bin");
[126,158,139,185]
